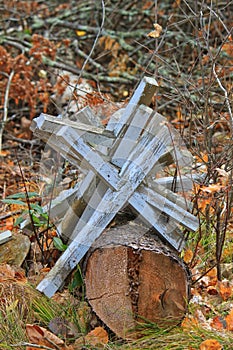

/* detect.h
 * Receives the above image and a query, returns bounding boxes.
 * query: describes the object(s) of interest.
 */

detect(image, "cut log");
[85,223,190,339]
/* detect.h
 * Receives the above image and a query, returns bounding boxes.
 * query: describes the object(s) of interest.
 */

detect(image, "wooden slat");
[110,105,154,167]
[37,123,170,296]
[154,173,205,191]
[0,230,12,245]
[33,75,199,298]
[128,192,184,250]
[32,109,197,246]
[149,180,193,211]
[40,186,79,221]
[55,126,120,190]
[31,113,114,148]
[136,185,198,232]
[119,112,172,177]
[66,105,103,127]
[107,76,158,136]
[57,171,97,241]
[68,180,109,243]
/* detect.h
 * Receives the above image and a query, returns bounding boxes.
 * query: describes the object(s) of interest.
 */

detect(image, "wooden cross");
[31,77,199,297]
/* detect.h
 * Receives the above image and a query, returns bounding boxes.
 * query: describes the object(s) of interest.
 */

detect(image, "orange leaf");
[225,309,233,331]
[0,264,15,282]
[222,35,233,57]
[206,286,218,295]
[26,324,65,350]
[0,150,10,157]
[218,280,232,301]
[201,184,223,193]
[85,326,108,347]
[183,248,193,264]
[147,23,163,38]
[181,316,199,331]
[199,339,222,350]
[210,316,226,331]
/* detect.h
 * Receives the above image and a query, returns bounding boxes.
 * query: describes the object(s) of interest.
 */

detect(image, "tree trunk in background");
[85,222,190,339]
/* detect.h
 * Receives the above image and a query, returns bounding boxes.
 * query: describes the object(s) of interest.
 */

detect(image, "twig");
[10,342,55,350]
[79,0,105,78]
[42,55,137,83]
[0,210,22,221]
[36,19,147,39]
[4,134,40,145]
[0,70,14,152]
[15,153,45,260]
[74,46,107,72]
[213,62,233,132]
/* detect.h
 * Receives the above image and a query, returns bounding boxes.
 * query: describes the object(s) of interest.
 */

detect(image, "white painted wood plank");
[43,186,79,220]
[154,173,206,191]
[68,180,108,243]
[119,113,172,176]
[110,105,154,167]
[149,180,193,211]
[37,124,169,296]
[32,108,196,247]
[107,76,158,136]
[31,113,114,148]
[57,171,97,241]
[67,106,103,127]
[136,185,198,232]
[0,230,12,245]
[128,192,185,251]
[54,126,120,190]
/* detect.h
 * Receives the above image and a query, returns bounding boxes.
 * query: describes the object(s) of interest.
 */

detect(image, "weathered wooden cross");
[31,77,199,297]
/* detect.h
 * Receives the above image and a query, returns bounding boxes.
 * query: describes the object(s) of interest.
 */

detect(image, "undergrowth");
[0,0,233,349]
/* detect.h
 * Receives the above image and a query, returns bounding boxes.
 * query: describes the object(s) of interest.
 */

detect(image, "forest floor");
[0,1,233,349]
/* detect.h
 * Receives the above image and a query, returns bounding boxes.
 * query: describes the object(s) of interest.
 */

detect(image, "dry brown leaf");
[218,280,232,301]
[26,324,65,350]
[147,23,163,38]
[222,35,233,57]
[201,184,223,193]
[183,248,193,264]
[206,286,218,295]
[0,150,10,156]
[181,316,199,331]
[0,264,15,281]
[85,326,109,347]
[199,339,222,350]
[0,264,26,283]
[210,316,226,331]
[225,309,233,331]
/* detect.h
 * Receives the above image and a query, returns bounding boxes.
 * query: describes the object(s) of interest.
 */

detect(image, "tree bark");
[85,222,190,339]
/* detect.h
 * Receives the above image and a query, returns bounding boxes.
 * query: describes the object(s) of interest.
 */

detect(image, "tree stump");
[85,222,190,339]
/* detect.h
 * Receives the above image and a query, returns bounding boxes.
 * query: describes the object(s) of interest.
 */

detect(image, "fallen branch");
[0,70,14,153]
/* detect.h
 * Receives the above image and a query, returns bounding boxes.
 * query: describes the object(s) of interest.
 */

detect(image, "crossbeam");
[31,76,199,297]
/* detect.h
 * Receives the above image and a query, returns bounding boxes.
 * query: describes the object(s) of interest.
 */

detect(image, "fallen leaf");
[0,264,15,282]
[26,324,65,350]
[183,248,193,264]
[218,280,232,301]
[48,317,79,338]
[0,150,9,157]
[210,316,226,330]
[206,286,218,295]
[199,339,222,350]
[76,30,86,37]
[147,23,163,38]
[225,309,233,331]
[222,35,233,57]
[85,327,109,347]
[201,184,223,193]
[181,316,199,331]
